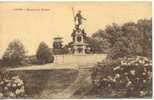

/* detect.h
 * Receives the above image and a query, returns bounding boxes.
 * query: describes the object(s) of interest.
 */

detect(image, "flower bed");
[91,56,152,98]
[0,73,26,98]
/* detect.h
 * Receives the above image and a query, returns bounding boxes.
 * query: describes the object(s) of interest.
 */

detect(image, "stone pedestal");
[72,29,88,55]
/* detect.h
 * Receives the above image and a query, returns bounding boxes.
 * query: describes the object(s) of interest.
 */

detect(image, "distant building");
[53,37,63,49]
[53,37,69,55]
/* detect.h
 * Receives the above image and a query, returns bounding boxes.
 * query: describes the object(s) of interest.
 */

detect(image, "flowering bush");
[91,56,152,98]
[0,73,26,98]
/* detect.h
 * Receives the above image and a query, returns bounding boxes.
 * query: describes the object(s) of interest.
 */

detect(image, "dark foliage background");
[36,42,54,64]
[89,18,152,59]
[2,40,26,67]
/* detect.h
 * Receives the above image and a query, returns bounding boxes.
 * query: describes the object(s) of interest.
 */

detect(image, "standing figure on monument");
[71,9,89,55]
[74,10,86,29]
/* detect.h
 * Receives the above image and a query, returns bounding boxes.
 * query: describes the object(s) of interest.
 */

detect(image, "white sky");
[0,2,152,57]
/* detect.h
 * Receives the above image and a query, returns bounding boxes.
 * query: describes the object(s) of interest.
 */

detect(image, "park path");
[6,63,79,71]
[39,65,93,99]
[52,69,92,98]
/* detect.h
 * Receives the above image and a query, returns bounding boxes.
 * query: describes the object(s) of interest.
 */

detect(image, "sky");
[0,2,152,57]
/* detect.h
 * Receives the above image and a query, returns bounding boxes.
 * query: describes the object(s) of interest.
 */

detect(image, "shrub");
[36,42,54,64]
[24,55,38,65]
[2,40,26,67]
[91,56,152,98]
[0,72,26,98]
[52,48,69,55]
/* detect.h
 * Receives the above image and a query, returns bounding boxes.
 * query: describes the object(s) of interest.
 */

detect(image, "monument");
[71,10,89,55]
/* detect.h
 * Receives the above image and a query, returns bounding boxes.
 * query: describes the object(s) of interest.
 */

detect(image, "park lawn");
[11,69,78,98]
[5,54,107,98]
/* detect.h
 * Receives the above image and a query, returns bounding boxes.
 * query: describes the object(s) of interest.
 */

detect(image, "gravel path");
[40,68,92,99]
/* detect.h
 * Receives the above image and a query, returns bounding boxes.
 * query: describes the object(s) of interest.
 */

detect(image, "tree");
[136,19,152,58]
[36,42,54,64]
[89,29,111,53]
[91,18,152,59]
[2,40,26,66]
[86,37,109,53]
[104,23,123,47]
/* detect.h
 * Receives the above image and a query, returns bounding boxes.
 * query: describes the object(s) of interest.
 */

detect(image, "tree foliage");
[91,18,152,59]
[36,42,54,64]
[2,40,26,66]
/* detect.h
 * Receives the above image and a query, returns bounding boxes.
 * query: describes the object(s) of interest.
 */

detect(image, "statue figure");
[71,9,89,55]
[74,10,86,28]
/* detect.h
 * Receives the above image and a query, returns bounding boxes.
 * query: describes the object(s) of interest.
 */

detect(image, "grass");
[3,54,107,98]
[12,69,78,98]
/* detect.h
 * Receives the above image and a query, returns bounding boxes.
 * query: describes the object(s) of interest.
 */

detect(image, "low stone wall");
[54,54,107,65]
